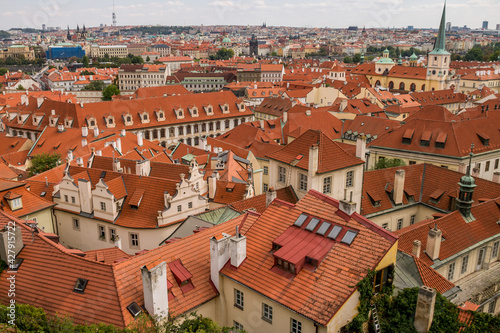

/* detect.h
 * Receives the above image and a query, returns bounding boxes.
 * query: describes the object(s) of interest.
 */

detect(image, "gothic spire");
[433,2,447,52]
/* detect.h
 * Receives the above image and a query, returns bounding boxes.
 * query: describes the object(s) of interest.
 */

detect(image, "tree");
[16,84,25,90]
[210,48,234,60]
[27,153,61,177]
[102,84,120,101]
[131,56,144,64]
[146,55,150,62]
[82,55,89,68]
[373,158,406,170]
[343,56,353,63]
[464,46,484,61]
[353,53,361,63]
[80,70,96,76]
[0,68,7,75]
[84,81,105,91]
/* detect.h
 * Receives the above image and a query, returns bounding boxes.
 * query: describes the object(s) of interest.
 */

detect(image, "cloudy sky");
[0,0,498,30]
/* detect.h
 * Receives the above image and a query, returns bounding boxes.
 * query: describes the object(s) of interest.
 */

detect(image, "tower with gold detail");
[426,3,450,90]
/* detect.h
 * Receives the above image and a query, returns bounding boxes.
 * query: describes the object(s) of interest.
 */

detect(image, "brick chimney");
[426,225,442,260]
[412,240,421,258]
[266,187,277,206]
[141,261,168,318]
[394,169,405,205]
[210,233,231,292]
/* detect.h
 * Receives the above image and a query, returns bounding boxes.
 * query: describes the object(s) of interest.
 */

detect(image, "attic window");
[189,106,199,117]
[175,107,184,119]
[156,110,165,121]
[435,132,447,149]
[429,189,445,204]
[293,214,308,227]
[140,112,149,123]
[367,190,382,207]
[168,259,194,293]
[477,133,490,146]
[73,278,88,293]
[204,105,213,115]
[402,128,414,144]
[341,230,358,245]
[226,183,235,192]
[126,302,142,317]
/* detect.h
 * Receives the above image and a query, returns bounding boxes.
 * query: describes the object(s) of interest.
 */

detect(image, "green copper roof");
[430,2,449,55]
[383,48,389,54]
[377,57,395,64]
[222,37,231,43]
[409,52,418,60]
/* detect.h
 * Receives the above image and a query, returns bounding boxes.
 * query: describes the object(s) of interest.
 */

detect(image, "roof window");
[341,230,358,245]
[126,302,142,317]
[73,278,88,293]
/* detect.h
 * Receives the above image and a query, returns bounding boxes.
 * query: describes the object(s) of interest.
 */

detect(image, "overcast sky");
[1,0,498,31]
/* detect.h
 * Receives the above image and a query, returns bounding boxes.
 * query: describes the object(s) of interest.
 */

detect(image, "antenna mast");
[112,0,117,27]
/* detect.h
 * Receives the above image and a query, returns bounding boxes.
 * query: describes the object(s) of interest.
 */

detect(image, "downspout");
[51,207,59,235]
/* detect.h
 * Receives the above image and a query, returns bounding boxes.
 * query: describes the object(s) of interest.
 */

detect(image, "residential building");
[118,64,170,92]
[90,44,128,58]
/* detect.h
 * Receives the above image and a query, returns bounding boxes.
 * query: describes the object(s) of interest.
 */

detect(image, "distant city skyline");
[0,0,499,31]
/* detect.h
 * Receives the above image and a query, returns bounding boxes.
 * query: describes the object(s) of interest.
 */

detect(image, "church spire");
[456,144,476,220]
[433,2,447,53]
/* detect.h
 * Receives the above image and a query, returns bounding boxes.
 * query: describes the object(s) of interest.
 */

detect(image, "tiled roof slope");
[344,115,400,141]
[0,180,55,216]
[133,85,191,98]
[361,164,500,216]
[368,106,500,156]
[283,109,344,142]
[212,180,250,205]
[394,198,500,267]
[410,89,467,107]
[254,97,294,117]
[221,190,397,326]
[230,186,298,213]
[413,254,455,293]
[267,129,364,174]
[0,212,125,327]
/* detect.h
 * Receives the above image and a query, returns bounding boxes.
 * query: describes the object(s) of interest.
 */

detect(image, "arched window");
[421,84,426,91]
[375,80,381,87]
[388,81,394,89]
[410,83,416,92]
[399,82,405,91]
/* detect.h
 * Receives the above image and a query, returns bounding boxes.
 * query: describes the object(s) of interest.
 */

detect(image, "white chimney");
[412,240,421,258]
[51,109,55,116]
[113,158,121,172]
[210,233,231,292]
[394,169,405,205]
[260,119,265,130]
[82,126,88,137]
[308,145,319,178]
[113,236,122,249]
[57,124,64,132]
[266,187,277,206]
[135,160,151,176]
[120,129,126,137]
[283,111,288,123]
[339,191,357,216]
[76,157,83,167]
[82,139,87,147]
[426,225,442,261]
[492,172,500,183]
[78,179,93,214]
[208,173,217,199]
[355,136,367,162]
[141,261,169,318]
[67,150,73,162]
[306,109,311,116]
[230,226,246,268]
[0,224,23,262]
[116,138,122,153]
[137,131,144,147]
[94,127,99,137]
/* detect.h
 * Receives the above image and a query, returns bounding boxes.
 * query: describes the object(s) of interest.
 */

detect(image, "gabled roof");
[230,186,298,213]
[267,129,364,174]
[221,190,397,326]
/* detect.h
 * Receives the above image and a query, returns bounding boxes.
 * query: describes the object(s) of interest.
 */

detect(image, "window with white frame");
[346,170,354,188]
[130,233,139,248]
[382,223,389,230]
[278,166,286,183]
[110,228,117,241]
[410,215,416,225]
[263,166,268,175]
[263,183,268,192]
[11,198,22,210]
[177,205,182,212]
[234,289,244,309]
[98,225,106,240]
[298,173,308,191]
[262,303,273,323]
[291,318,302,333]
[461,255,469,274]
[322,176,332,194]
[233,321,243,330]
[71,196,75,204]
[447,262,455,281]
[100,202,106,211]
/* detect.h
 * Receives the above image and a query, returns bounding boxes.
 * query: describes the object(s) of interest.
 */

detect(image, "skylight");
[316,222,331,236]
[73,278,88,293]
[293,214,308,227]
[127,302,142,317]
[341,230,358,245]
[305,218,320,231]
[327,226,343,240]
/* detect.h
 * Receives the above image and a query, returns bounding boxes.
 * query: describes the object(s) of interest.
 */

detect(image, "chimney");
[82,126,88,137]
[78,179,93,214]
[414,286,437,333]
[0,224,23,262]
[57,124,64,132]
[340,99,348,111]
[283,110,288,123]
[305,109,311,116]
[308,145,319,177]
[137,131,144,147]
[116,138,122,153]
[114,236,122,249]
[492,172,500,183]
[355,135,367,162]
[208,173,218,199]
[210,233,231,292]
[260,119,264,130]
[135,159,151,176]
[426,225,442,261]
[51,109,55,116]
[113,158,121,172]
[339,191,357,216]
[82,139,87,147]
[93,127,99,137]
[141,261,169,318]
[266,187,277,206]
[76,157,83,167]
[393,169,405,205]
[230,226,246,268]
[67,150,73,162]
[120,129,126,137]
[412,240,421,258]
[199,137,207,150]
[37,97,44,108]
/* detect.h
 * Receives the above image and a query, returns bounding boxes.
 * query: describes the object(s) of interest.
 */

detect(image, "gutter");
[27,125,47,157]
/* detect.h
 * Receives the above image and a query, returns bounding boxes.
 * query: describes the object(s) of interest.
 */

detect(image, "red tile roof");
[267,129,364,174]
[230,186,298,213]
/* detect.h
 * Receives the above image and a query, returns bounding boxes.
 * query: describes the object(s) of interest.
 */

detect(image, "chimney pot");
[412,240,421,258]
[426,226,442,261]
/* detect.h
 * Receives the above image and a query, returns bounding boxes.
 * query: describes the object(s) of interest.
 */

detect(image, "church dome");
[410,52,418,60]
[222,37,231,43]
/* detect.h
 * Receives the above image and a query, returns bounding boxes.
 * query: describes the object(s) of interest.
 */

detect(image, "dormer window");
[87,117,97,129]
[366,190,381,207]
[105,115,115,128]
[155,109,165,121]
[420,130,432,147]
[402,128,414,145]
[64,118,73,128]
[168,259,194,293]
[204,104,213,115]
[139,112,149,124]
[477,132,490,146]
[188,106,199,117]
[4,192,22,211]
[175,107,184,119]
[49,117,58,127]
[123,113,133,126]
[237,102,245,112]
[220,103,229,114]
